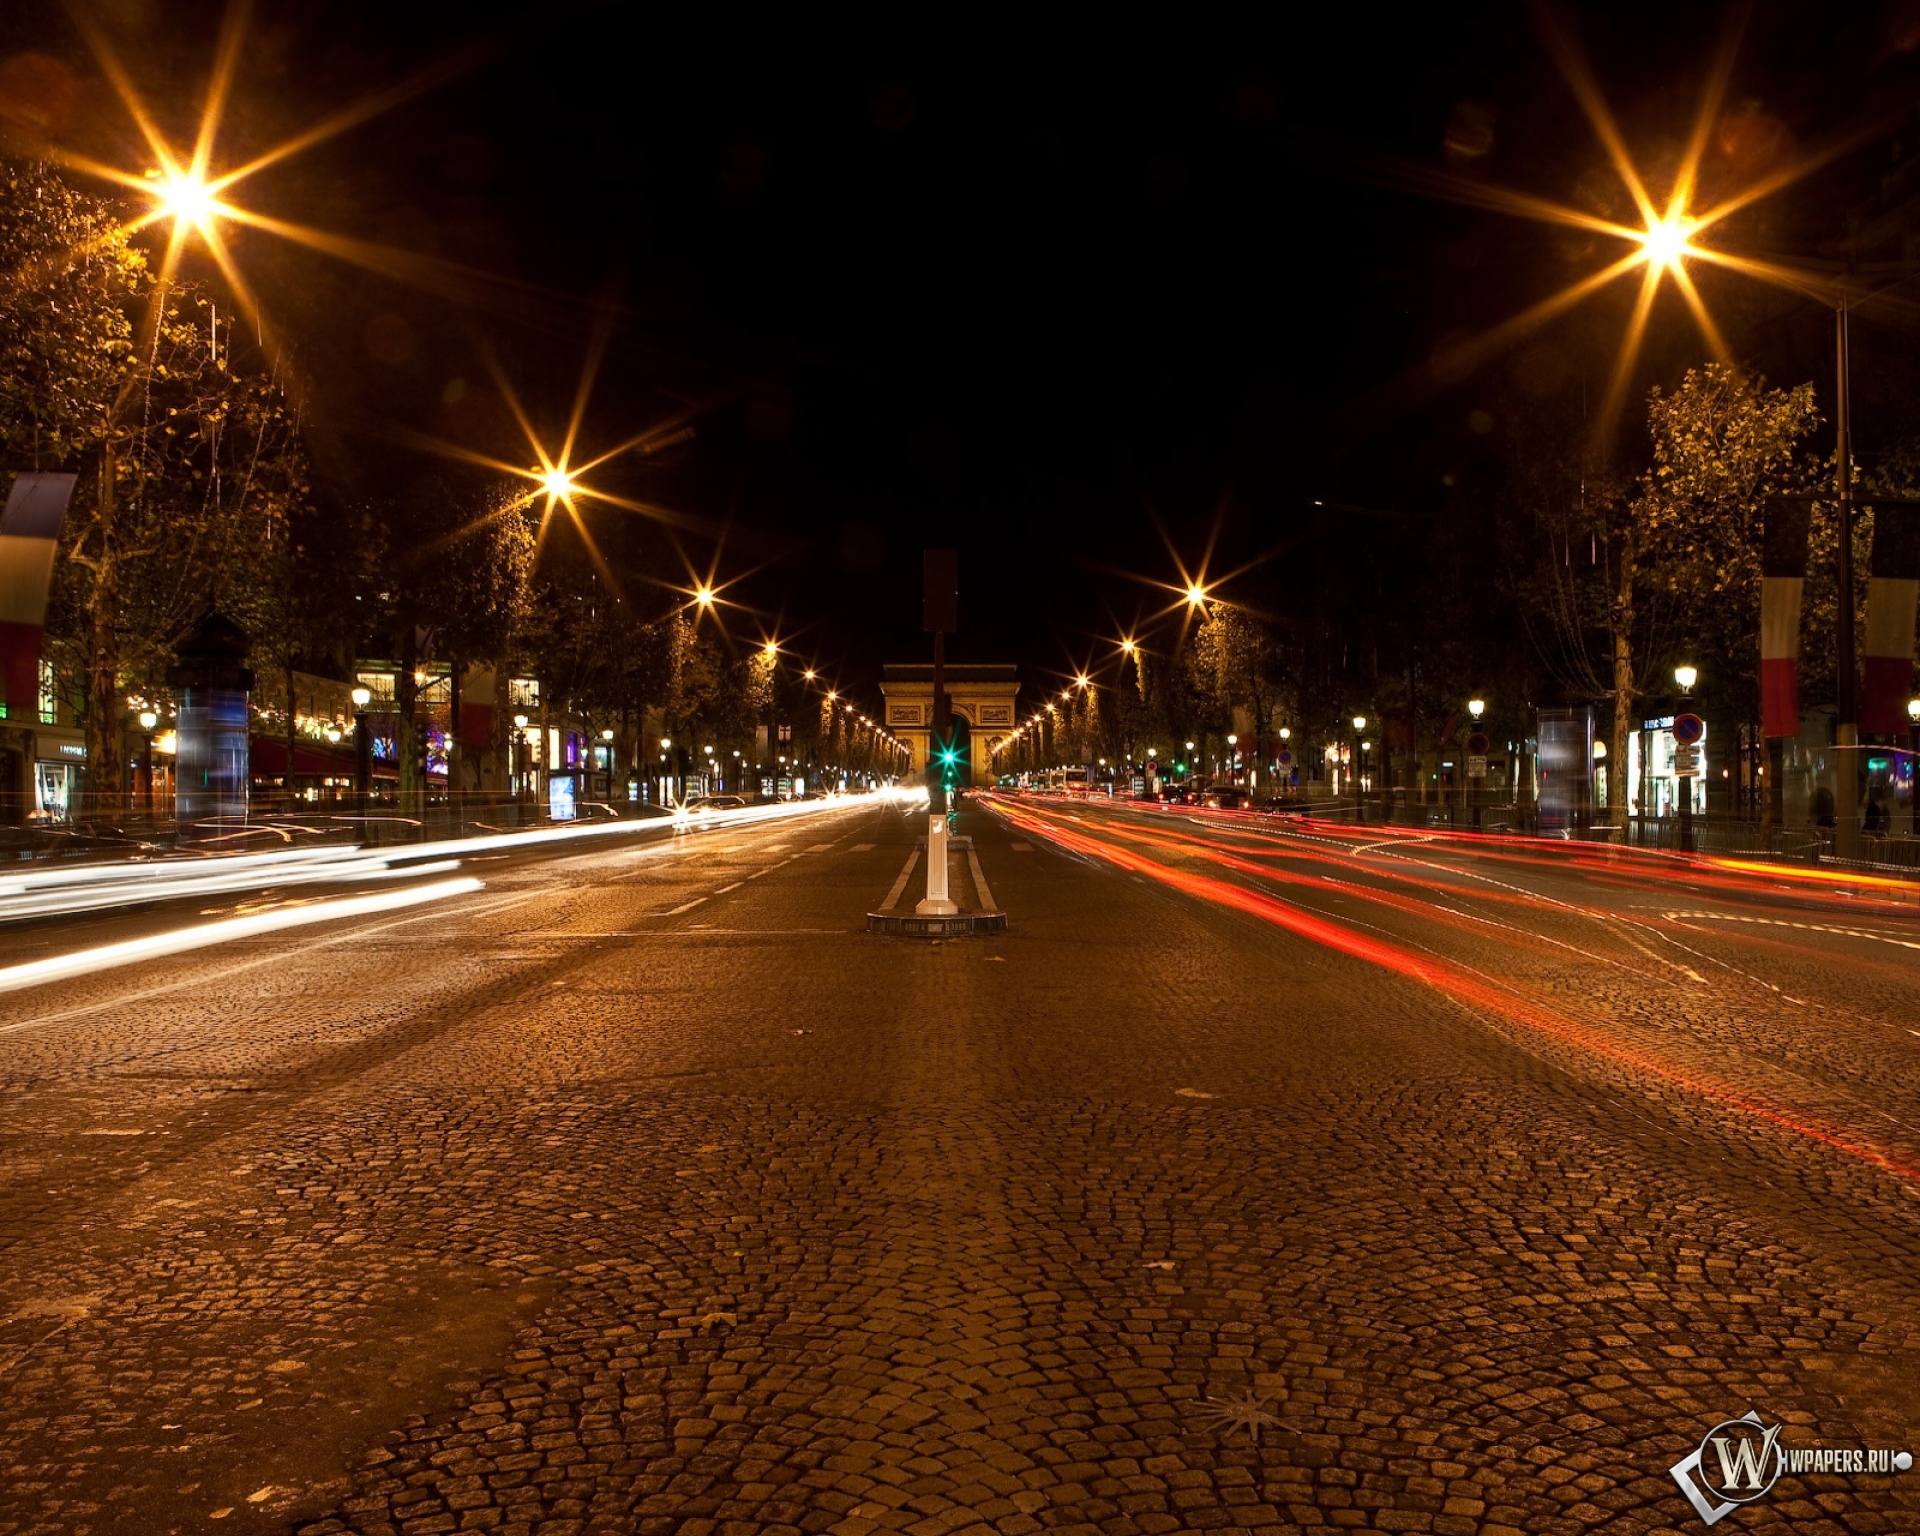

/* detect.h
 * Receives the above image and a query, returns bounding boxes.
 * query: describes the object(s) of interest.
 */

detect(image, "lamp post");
[1352,715,1368,824]
[1674,665,1699,854]
[1467,697,1486,831]
[352,686,373,817]
[138,709,158,818]
[600,727,615,807]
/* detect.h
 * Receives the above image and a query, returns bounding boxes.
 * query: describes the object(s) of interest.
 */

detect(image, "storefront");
[28,726,86,821]
[1628,714,1707,818]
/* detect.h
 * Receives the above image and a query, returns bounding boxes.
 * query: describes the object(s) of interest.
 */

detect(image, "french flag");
[1760,499,1810,740]
[1861,503,1919,736]
[0,474,77,718]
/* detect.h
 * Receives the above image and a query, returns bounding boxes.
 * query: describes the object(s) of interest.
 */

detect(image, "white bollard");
[915,812,959,916]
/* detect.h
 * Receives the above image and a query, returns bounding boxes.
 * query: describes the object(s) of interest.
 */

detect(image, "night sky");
[15,0,1920,704]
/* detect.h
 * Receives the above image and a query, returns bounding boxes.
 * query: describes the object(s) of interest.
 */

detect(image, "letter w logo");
[1711,1423,1782,1492]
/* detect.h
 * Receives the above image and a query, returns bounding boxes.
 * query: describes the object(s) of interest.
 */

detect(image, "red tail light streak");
[988,795,1920,1190]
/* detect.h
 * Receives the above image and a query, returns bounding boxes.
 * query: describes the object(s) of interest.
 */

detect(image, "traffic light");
[933,727,966,797]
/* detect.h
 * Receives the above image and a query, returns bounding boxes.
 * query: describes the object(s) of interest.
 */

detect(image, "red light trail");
[988,795,1920,1190]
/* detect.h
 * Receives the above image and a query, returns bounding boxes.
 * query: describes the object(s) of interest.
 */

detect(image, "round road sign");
[1466,731,1490,755]
[1673,712,1705,746]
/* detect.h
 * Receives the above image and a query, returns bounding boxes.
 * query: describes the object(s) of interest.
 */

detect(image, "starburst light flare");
[1340,5,1894,450]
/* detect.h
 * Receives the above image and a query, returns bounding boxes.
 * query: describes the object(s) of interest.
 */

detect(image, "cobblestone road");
[0,793,1917,1535]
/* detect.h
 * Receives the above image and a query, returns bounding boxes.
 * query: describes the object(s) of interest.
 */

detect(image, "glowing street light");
[1186,584,1208,607]
[695,587,715,608]
[1637,216,1696,273]
[152,168,224,237]
[1468,698,1486,721]
[762,640,778,661]
[1353,715,1367,732]
[1674,665,1698,692]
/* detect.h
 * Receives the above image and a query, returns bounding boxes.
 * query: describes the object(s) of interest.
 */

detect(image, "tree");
[1187,607,1285,773]
[4,160,310,813]
[1520,364,1819,817]
[1635,364,1821,711]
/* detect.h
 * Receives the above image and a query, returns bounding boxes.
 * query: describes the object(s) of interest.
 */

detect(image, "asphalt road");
[0,791,1916,1536]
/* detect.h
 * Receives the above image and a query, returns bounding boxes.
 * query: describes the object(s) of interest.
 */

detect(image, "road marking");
[806,843,835,853]
[714,882,741,893]
[664,898,707,915]
[1662,911,1920,951]
[852,843,875,852]
[880,851,921,912]
[968,848,999,914]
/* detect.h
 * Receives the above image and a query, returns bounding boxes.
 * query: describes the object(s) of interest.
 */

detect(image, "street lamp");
[352,685,374,815]
[1352,716,1368,823]
[138,709,158,816]
[1675,664,1699,853]
[1466,699,1487,829]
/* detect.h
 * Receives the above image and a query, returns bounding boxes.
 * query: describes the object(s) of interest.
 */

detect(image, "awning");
[249,734,395,780]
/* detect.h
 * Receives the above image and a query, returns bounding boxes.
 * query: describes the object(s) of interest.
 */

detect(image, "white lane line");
[967,848,999,914]
[664,898,707,915]
[880,851,921,912]
[714,882,741,894]
[1662,910,1920,951]
[853,843,875,852]
[0,878,484,1000]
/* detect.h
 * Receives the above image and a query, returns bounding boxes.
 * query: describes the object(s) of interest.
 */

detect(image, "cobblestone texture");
[0,797,1914,1535]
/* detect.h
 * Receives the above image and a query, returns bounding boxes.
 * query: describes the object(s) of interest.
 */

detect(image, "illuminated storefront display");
[1629,715,1706,818]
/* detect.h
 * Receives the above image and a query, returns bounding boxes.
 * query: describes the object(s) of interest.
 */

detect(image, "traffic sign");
[1674,744,1700,777]
[1466,731,1490,756]
[1277,749,1293,767]
[1467,755,1489,778]
[1673,712,1705,746]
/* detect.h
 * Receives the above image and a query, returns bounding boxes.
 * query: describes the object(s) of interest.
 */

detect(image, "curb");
[865,909,1008,938]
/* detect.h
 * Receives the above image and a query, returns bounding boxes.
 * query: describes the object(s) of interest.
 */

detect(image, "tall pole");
[1834,303,1860,859]
[919,549,959,917]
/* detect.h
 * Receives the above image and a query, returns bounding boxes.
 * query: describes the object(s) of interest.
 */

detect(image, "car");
[1202,787,1245,810]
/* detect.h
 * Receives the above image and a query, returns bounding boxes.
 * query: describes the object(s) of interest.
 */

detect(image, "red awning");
[249,734,394,779]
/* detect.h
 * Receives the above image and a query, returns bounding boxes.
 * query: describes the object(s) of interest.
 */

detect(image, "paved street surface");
[1,792,1918,1536]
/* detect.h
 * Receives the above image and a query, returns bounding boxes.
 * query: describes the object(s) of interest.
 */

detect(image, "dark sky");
[15,0,1920,706]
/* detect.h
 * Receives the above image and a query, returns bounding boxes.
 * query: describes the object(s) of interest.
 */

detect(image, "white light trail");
[0,796,861,925]
[0,878,483,997]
